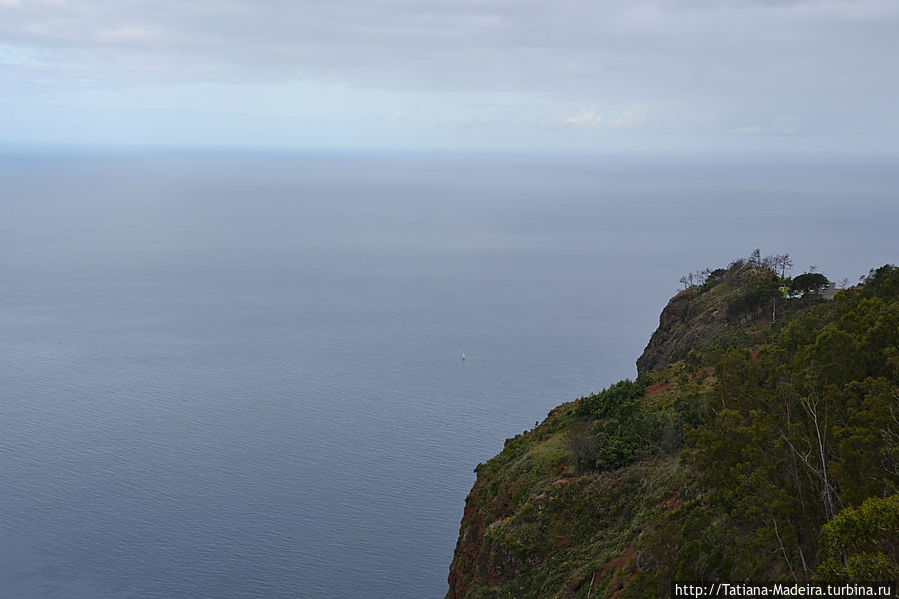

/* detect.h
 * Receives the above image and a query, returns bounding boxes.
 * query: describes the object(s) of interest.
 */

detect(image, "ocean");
[1,150,896,598]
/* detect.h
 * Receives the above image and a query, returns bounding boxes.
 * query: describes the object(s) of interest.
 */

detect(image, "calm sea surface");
[1,150,896,598]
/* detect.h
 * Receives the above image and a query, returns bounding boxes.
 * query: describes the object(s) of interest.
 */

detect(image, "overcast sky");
[1,0,897,152]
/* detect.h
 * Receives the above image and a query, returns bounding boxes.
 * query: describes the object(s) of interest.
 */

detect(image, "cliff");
[636,263,790,374]
[446,262,899,599]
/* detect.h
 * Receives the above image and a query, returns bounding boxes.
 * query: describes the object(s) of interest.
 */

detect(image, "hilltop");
[446,257,899,599]
[638,253,829,374]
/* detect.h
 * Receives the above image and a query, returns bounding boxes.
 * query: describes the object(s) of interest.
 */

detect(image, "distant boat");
[461,353,466,361]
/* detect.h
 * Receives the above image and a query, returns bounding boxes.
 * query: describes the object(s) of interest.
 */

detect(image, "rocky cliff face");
[635,287,702,374]
[636,268,782,374]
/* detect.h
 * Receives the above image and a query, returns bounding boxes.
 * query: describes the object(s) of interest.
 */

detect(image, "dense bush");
[816,495,899,581]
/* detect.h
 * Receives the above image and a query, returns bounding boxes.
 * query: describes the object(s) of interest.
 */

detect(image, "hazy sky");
[2,0,897,151]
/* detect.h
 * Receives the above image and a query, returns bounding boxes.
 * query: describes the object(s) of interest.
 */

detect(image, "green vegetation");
[447,259,899,599]
[792,271,830,295]
[816,495,899,581]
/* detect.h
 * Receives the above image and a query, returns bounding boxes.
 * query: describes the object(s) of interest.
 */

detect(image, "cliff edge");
[447,261,899,599]
[636,261,789,374]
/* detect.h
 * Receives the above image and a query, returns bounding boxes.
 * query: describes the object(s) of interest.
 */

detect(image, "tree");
[816,495,899,581]
[750,248,762,267]
[792,272,829,296]
[774,253,794,278]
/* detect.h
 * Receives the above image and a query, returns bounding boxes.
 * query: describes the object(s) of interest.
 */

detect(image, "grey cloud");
[1,0,897,141]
